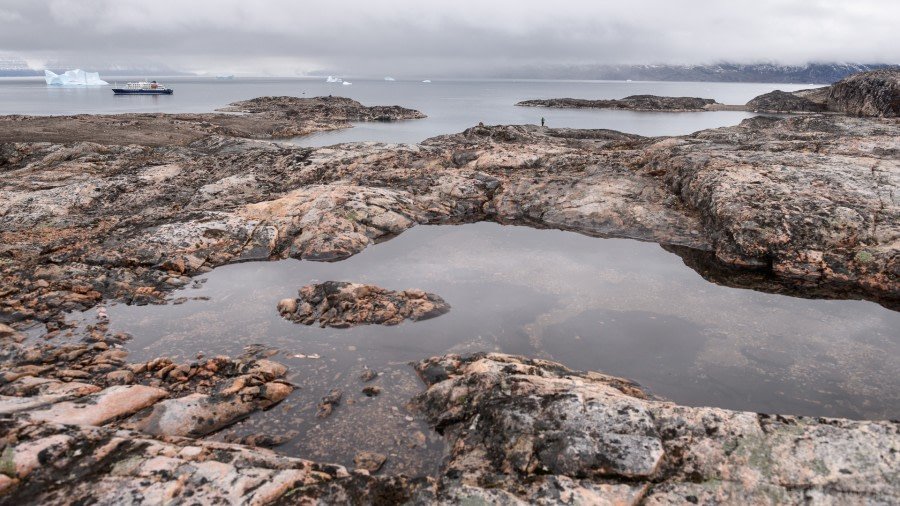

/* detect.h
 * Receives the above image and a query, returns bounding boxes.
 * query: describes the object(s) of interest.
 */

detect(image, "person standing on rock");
[541,117,545,127]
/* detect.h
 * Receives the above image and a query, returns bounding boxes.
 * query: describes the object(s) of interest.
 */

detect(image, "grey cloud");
[1,0,898,75]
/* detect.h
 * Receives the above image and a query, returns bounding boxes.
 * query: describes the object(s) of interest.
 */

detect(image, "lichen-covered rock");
[279,281,450,328]
[410,353,900,504]
[0,418,350,505]
[825,68,900,117]
[123,367,293,437]
[745,90,826,113]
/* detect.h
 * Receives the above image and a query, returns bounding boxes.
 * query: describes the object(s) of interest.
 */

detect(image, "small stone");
[359,369,378,382]
[106,370,135,384]
[353,451,386,473]
[277,298,298,315]
[316,388,342,418]
[362,386,382,397]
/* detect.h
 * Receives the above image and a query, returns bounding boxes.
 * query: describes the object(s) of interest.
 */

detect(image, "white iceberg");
[384,76,395,81]
[342,81,352,86]
[325,76,343,83]
[44,69,108,86]
[422,79,431,83]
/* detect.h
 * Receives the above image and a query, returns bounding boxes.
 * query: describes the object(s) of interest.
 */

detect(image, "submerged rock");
[353,451,387,473]
[279,281,450,328]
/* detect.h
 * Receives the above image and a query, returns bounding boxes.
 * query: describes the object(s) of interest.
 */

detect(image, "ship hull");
[112,89,173,95]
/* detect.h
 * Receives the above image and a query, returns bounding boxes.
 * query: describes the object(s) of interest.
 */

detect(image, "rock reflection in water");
[105,222,900,471]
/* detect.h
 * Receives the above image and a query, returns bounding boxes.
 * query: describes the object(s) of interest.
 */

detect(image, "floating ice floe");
[422,79,431,83]
[325,76,343,83]
[342,81,352,86]
[44,69,108,86]
[384,77,395,81]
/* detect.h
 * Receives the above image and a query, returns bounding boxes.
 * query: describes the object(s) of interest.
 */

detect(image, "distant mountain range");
[490,63,900,84]
[2,55,898,84]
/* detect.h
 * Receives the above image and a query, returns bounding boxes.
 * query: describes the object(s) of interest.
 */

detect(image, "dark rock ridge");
[517,95,719,111]
[825,68,900,117]
[278,281,450,328]
[745,90,826,113]
[747,69,900,117]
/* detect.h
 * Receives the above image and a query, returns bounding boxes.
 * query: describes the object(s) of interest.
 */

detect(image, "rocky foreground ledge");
[2,353,897,504]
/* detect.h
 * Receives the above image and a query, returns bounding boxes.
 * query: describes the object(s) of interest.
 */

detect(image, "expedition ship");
[111,80,173,95]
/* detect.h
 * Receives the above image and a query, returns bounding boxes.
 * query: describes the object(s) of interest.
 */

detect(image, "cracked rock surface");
[410,353,900,505]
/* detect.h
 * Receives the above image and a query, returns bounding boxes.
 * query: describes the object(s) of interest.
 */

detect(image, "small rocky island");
[517,94,720,111]
[1,70,898,503]
[278,281,450,328]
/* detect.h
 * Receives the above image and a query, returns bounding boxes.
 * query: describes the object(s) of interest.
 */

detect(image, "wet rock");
[25,385,168,426]
[105,369,135,385]
[362,386,382,397]
[359,369,378,382]
[353,451,387,473]
[234,431,299,448]
[280,281,450,328]
[0,418,351,504]
[123,378,292,437]
[317,388,343,418]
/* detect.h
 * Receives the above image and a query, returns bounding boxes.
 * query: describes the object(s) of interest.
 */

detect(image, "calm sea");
[0,76,810,145]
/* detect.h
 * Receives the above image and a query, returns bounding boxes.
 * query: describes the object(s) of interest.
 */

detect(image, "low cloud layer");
[1,0,898,75]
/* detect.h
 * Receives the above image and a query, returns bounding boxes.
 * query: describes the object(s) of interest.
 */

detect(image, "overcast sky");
[1,0,898,76]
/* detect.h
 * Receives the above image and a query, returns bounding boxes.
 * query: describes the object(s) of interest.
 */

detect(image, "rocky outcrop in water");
[219,95,427,123]
[745,90,826,113]
[410,353,900,504]
[517,95,719,111]
[279,281,450,328]
[0,96,426,146]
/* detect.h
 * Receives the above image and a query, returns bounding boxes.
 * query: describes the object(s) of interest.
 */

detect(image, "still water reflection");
[105,223,900,470]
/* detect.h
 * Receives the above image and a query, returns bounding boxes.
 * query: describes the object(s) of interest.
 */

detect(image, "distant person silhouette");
[541,117,545,127]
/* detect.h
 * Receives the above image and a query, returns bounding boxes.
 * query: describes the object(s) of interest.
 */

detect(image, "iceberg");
[422,79,431,83]
[384,77,395,81]
[342,81,352,86]
[325,76,343,83]
[44,69,108,86]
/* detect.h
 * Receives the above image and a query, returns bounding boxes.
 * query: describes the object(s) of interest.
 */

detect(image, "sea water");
[0,76,811,143]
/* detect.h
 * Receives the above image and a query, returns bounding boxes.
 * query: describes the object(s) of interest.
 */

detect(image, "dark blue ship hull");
[112,89,173,95]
